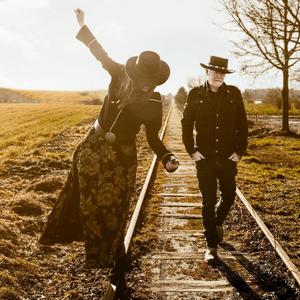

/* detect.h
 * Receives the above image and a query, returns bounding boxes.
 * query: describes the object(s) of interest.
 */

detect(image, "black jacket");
[181,82,248,158]
[76,25,171,161]
[99,92,168,157]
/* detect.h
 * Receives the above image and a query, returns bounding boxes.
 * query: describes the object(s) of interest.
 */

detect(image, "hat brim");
[125,56,170,86]
[200,63,234,74]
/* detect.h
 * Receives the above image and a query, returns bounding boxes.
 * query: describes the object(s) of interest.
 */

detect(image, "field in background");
[236,131,300,266]
[0,88,106,105]
[245,102,300,115]
[0,103,99,170]
[0,96,299,298]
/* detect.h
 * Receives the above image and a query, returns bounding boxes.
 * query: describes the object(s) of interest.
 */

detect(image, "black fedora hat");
[200,56,234,74]
[125,51,170,86]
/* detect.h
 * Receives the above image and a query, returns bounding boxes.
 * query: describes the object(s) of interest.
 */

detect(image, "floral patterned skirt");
[39,127,137,268]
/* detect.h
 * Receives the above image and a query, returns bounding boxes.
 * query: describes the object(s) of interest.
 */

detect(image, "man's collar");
[196,81,228,96]
[198,80,228,96]
[206,81,227,93]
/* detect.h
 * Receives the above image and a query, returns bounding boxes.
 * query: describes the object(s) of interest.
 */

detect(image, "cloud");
[0,27,41,59]
[0,0,283,92]
[0,0,49,11]
[0,74,16,88]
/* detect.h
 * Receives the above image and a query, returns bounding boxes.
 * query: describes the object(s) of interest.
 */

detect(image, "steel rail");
[236,188,300,286]
[124,102,173,252]
[178,108,300,287]
[103,102,174,300]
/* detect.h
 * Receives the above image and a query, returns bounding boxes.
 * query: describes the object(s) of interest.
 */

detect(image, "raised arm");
[74,8,123,77]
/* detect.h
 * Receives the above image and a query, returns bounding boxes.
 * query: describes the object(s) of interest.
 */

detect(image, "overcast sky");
[0,0,293,94]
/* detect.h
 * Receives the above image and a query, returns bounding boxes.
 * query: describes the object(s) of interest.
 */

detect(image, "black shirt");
[181,82,248,158]
[98,92,169,159]
[76,25,172,160]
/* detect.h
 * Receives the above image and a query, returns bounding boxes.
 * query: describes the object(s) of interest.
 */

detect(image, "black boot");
[108,254,131,285]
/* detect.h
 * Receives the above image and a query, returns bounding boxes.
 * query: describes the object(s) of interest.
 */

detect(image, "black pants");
[196,158,237,248]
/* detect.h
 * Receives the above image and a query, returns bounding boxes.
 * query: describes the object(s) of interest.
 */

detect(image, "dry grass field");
[0,101,103,299]
[245,102,300,115]
[0,98,299,298]
[0,97,155,299]
[234,128,300,265]
[0,88,106,105]
[0,103,99,168]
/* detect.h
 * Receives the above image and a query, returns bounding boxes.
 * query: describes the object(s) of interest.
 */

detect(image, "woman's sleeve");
[144,93,173,164]
[76,25,122,77]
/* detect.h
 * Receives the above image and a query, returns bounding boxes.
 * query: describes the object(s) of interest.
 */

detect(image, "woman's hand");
[74,8,85,27]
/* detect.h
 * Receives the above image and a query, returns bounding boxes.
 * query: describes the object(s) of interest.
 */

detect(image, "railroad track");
[103,102,300,299]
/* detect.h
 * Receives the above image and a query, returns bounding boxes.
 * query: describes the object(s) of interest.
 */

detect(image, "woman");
[39,8,179,272]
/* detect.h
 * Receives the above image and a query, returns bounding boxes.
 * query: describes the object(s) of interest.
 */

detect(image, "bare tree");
[221,0,300,132]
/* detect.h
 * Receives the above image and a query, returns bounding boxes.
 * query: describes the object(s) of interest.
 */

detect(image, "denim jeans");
[196,157,237,248]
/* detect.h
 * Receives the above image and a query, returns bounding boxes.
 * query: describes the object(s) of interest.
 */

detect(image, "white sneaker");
[204,247,219,264]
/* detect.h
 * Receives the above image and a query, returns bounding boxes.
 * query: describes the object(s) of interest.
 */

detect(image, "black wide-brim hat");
[200,56,234,74]
[125,51,170,86]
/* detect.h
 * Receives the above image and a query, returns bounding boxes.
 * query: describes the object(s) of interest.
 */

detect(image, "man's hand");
[191,151,205,161]
[74,8,85,27]
[228,152,240,162]
[165,155,179,173]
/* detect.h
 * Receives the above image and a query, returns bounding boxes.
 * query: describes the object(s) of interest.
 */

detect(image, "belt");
[93,118,106,137]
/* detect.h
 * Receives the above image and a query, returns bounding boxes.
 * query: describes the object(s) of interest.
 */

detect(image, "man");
[181,56,248,263]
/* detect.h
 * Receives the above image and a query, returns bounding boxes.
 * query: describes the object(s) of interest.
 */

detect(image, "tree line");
[243,88,300,109]
[174,86,300,111]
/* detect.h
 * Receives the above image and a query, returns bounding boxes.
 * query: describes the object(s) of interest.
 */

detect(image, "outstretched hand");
[74,8,85,27]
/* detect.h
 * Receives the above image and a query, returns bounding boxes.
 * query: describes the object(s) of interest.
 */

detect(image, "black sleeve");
[146,125,172,161]
[145,93,172,162]
[181,88,197,156]
[236,89,248,156]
